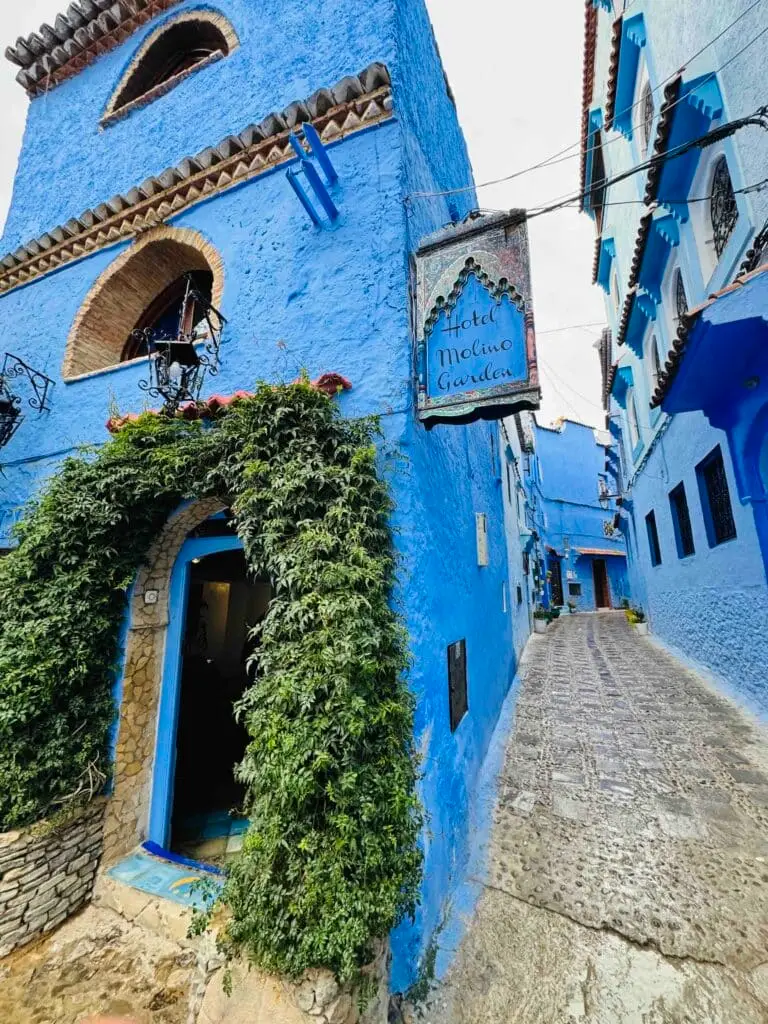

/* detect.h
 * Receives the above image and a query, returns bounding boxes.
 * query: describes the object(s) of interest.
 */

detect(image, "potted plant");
[567,600,577,614]
[625,606,648,635]
[533,607,549,633]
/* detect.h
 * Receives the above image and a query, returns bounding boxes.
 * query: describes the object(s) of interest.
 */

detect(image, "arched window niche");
[102,10,239,126]
[689,147,741,286]
[63,226,224,381]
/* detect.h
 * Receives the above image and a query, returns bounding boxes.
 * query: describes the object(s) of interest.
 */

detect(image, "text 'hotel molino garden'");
[0,0,543,1014]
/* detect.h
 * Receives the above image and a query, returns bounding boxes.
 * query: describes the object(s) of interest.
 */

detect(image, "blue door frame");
[147,533,244,849]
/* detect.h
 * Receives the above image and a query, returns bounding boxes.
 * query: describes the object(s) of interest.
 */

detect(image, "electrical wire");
[538,357,606,412]
[406,0,767,202]
[537,320,607,334]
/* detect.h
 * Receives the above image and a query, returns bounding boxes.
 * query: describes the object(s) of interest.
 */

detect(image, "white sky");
[0,0,606,428]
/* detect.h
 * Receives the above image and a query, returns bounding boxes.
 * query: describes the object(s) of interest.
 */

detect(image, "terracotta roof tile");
[579,0,599,207]
[591,233,603,285]
[626,210,654,290]
[6,0,184,97]
[604,16,623,129]
[643,76,682,206]
[615,287,637,347]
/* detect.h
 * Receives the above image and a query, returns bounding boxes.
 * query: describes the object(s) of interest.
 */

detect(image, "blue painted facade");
[583,0,768,717]
[0,0,528,989]
[522,418,629,611]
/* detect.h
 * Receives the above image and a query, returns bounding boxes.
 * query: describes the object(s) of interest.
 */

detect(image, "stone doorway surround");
[103,497,226,865]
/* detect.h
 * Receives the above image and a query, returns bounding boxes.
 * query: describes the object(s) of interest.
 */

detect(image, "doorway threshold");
[105,842,224,910]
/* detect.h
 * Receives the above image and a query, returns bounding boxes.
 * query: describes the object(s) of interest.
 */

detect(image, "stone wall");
[102,497,225,864]
[0,799,105,958]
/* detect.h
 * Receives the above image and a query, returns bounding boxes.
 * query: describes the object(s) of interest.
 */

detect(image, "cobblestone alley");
[409,612,768,1023]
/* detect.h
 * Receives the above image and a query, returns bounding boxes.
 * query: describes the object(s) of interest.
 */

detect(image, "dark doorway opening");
[592,558,611,609]
[548,554,564,607]
[170,548,271,864]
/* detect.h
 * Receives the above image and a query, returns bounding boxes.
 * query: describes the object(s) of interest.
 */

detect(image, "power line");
[538,320,606,334]
[539,357,605,412]
[406,1,767,203]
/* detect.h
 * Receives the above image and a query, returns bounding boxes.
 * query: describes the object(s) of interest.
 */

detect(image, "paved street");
[411,612,768,1023]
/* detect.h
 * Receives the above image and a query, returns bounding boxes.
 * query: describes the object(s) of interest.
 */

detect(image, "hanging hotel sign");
[414,210,541,425]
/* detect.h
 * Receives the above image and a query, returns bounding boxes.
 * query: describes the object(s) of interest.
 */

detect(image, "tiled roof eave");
[0,64,393,298]
[604,16,623,129]
[626,210,654,290]
[643,76,682,206]
[615,287,637,346]
[579,0,599,207]
[7,0,185,97]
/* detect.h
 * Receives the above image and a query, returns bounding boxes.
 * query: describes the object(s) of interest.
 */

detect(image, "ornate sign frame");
[414,210,541,426]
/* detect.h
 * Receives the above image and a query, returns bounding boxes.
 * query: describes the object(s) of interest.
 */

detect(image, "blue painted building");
[0,0,538,989]
[582,0,768,716]
[520,415,629,611]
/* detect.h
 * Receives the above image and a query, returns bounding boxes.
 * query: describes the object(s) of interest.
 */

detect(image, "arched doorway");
[148,517,272,864]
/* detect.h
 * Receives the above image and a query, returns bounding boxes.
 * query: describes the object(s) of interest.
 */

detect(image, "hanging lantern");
[0,378,22,448]
[136,274,227,414]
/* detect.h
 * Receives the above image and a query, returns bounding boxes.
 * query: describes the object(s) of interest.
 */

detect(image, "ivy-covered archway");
[0,381,421,981]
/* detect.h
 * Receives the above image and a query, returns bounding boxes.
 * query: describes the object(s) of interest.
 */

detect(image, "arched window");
[674,268,687,326]
[627,388,640,450]
[647,332,663,391]
[104,12,238,122]
[64,227,223,379]
[710,155,738,259]
[640,81,654,154]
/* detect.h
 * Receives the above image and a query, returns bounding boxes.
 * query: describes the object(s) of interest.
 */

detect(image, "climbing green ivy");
[0,381,422,981]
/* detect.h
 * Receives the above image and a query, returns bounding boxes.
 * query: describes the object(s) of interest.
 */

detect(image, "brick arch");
[102,497,227,863]
[102,8,240,125]
[62,226,225,381]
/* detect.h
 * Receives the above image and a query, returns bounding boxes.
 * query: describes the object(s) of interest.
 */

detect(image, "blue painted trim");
[141,840,225,876]
[612,364,634,408]
[147,532,244,848]
[596,237,617,293]
[303,160,340,221]
[286,168,321,225]
[303,122,339,184]
[632,437,645,462]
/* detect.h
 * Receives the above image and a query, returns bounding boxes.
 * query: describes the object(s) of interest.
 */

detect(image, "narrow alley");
[411,613,768,1023]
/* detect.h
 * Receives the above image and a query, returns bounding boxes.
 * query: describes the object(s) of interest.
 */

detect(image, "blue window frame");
[645,510,662,566]
[669,482,695,558]
[696,445,736,547]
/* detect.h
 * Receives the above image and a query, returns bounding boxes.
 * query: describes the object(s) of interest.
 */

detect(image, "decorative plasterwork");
[609,14,647,138]
[0,64,392,298]
[101,8,240,126]
[578,0,599,206]
[6,0,184,97]
[422,257,525,339]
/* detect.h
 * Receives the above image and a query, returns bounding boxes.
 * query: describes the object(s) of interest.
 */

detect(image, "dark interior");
[114,20,230,112]
[170,548,271,854]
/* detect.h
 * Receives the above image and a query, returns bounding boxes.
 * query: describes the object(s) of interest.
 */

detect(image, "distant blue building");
[0,0,540,989]
[520,416,629,611]
[582,0,768,715]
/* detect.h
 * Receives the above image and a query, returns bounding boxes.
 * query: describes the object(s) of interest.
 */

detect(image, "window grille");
[710,156,738,259]
[516,584,523,605]
[669,482,695,558]
[645,510,662,566]
[568,582,582,597]
[649,333,662,389]
[641,81,654,153]
[674,269,687,323]
[447,639,468,732]
[696,446,736,546]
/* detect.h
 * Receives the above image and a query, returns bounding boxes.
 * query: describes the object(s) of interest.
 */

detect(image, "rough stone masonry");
[0,799,104,958]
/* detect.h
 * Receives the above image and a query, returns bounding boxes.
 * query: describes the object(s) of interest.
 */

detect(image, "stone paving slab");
[406,612,768,1023]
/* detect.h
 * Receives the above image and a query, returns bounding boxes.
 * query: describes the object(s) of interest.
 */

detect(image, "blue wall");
[0,0,517,991]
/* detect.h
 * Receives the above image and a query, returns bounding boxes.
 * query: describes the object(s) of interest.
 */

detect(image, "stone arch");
[62,226,224,380]
[102,496,227,864]
[102,8,240,125]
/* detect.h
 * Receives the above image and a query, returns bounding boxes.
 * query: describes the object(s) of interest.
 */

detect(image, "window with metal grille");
[645,510,662,566]
[696,446,737,547]
[516,584,523,605]
[710,155,738,259]
[522,551,530,575]
[641,80,654,154]
[447,639,468,732]
[568,582,582,597]
[669,482,695,558]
